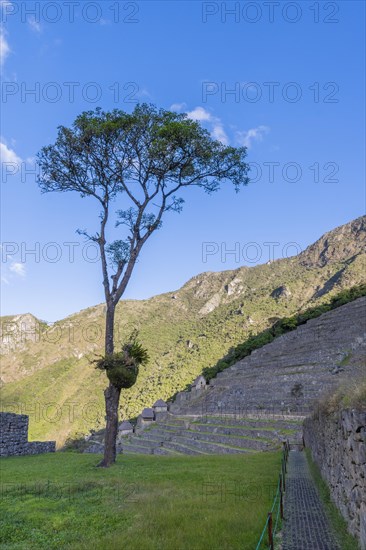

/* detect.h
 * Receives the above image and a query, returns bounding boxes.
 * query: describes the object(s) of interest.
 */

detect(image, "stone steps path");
[283,449,340,550]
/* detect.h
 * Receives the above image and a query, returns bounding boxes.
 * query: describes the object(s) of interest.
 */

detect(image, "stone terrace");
[116,414,303,456]
[170,297,366,416]
[87,297,365,456]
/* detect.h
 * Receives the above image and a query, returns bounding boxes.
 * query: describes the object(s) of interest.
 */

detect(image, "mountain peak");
[299,216,366,268]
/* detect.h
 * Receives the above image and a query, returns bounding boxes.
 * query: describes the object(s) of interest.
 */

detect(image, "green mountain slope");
[1,216,365,445]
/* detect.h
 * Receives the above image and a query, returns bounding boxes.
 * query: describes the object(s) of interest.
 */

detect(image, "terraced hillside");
[1,216,365,445]
[171,296,366,415]
[86,296,365,455]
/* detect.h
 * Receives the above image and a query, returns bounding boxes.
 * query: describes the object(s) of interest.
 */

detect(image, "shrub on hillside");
[314,378,366,416]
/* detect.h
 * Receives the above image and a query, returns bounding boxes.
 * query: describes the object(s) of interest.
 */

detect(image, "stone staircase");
[117,414,303,455]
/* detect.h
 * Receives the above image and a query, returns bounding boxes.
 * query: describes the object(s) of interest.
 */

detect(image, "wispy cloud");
[211,123,228,144]
[0,26,10,67]
[1,261,27,285]
[136,88,152,99]
[0,140,22,164]
[9,262,26,277]
[170,102,187,112]
[171,104,269,149]
[1,240,27,283]
[0,1,12,67]
[186,106,229,145]
[235,125,270,148]
[28,16,42,33]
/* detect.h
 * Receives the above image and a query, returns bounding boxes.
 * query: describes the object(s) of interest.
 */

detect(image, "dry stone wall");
[0,412,56,457]
[303,408,366,549]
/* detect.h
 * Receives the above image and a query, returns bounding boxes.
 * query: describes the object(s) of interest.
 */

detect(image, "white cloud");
[186,106,229,145]
[1,275,9,285]
[211,123,228,145]
[0,27,10,67]
[170,102,187,112]
[9,262,26,277]
[175,105,267,149]
[28,16,42,33]
[0,141,21,164]
[1,1,13,67]
[187,106,212,122]
[236,125,270,148]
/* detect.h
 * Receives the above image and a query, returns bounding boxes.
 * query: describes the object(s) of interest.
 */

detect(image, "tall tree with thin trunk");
[37,104,250,467]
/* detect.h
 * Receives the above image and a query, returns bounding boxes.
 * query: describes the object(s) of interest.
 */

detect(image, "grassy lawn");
[0,451,281,549]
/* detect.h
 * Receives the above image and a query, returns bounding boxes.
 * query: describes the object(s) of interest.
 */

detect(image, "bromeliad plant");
[94,336,149,390]
[93,334,148,462]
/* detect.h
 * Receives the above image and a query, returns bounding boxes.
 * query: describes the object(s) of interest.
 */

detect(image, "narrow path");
[283,449,340,550]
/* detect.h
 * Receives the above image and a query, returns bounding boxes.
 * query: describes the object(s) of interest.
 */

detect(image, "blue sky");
[1,0,365,321]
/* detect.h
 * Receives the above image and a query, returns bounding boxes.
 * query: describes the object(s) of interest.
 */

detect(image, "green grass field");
[0,451,281,550]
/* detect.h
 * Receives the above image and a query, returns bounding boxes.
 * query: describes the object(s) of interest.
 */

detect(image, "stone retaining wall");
[303,408,366,549]
[0,412,56,457]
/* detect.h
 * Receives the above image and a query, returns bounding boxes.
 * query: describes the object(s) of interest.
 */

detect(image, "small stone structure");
[136,407,155,428]
[152,399,169,421]
[141,407,154,420]
[153,399,168,413]
[118,420,134,435]
[0,412,56,457]
[304,408,366,549]
[169,376,208,412]
[135,401,171,429]
[192,375,207,390]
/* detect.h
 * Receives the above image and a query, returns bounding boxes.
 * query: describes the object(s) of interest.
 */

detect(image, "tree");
[37,103,250,466]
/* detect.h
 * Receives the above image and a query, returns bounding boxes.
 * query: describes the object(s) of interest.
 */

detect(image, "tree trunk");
[105,302,115,355]
[98,382,121,467]
[98,303,121,467]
